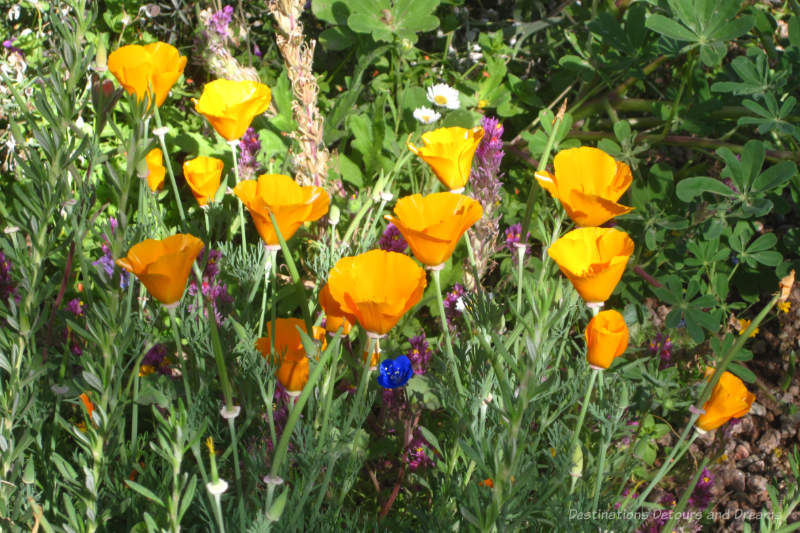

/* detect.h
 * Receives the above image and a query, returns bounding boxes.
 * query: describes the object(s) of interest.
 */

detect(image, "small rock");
[750,402,767,417]
[721,468,747,492]
[746,459,765,473]
[748,475,768,493]
[758,429,781,454]
[733,443,750,461]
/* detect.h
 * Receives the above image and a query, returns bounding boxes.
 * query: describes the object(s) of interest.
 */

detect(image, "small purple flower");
[66,298,84,317]
[142,344,173,376]
[504,223,531,254]
[2,39,23,56]
[238,127,261,179]
[471,116,504,213]
[442,283,465,328]
[406,430,434,471]
[209,5,234,37]
[379,223,408,253]
[253,44,262,58]
[377,356,413,389]
[649,333,674,368]
[381,388,405,414]
[0,251,19,302]
[188,248,231,325]
[689,468,714,509]
[407,333,431,375]
[93,242,129,289]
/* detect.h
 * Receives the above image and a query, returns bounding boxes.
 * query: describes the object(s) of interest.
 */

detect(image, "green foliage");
[2,0,799,531]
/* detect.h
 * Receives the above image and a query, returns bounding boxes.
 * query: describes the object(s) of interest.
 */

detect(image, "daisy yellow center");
[434,95,448,105]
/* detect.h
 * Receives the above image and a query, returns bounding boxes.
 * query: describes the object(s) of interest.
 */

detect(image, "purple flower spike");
[379,222,408,253]
[407,333,432,375]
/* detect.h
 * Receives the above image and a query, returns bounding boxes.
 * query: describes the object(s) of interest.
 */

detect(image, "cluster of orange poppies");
[107,41,753,432]
[535,147,753,431]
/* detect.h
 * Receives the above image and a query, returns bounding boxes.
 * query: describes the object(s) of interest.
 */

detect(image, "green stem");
[463,230,482,291]
[229,140,246,253]
[207,299,234,410]
[431,268,465,399]
[268,211,313,330]
[662,456,711,532]
[515,244,526,315]
[627,427,700,511]
[257,248,278,338]
[699,293,779,406]
[517,104,565,313]
[267,335,340,504]
[153,106,186,225]
[226,416,245,531]
[567,368,599,494]
[167,307,192,406]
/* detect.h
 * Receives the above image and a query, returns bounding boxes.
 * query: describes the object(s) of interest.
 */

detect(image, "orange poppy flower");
[696,371,755,431]
[194,79,271,141]
[326,250,427,336]
[585,310,629,369]
[256,318,314,395]
[362,350,380,367]
[116,234,205,306]
[548,227,634,304]
[408,126,484,191]
[233,174,330,246]
[145,148,166,192]
[478,478,494,488]
[107,42,187,108]
[386,192,483,268]
[535,147,634,227]
[183,156,223,206]
[319,282,353,335]
[79,392,94,419]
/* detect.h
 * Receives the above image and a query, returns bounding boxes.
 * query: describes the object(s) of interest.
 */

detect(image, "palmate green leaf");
[728,362,756,383]
[675,176,737,202]
[710,15,753,42]
[645,14,697,42]
[753,161,797,193]
[347,0,439,44]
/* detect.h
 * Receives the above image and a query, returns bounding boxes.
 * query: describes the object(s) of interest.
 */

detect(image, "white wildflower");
[413,106,441,124]
[426,83,460,109]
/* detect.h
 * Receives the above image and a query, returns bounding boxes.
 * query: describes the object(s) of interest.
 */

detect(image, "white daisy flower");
[413,106,442,124]
[426,83,460,109]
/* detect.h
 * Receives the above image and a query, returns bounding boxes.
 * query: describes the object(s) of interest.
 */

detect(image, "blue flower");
[377,355,413,389]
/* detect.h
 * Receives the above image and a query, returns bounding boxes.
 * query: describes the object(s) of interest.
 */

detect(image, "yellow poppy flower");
[194,79,271,141]
[116,234,205,306]
[696,371,755,431]
[535,146,634,227]
[107,42,187,108]
[145,148,166,192]
[408,126,484,191]
[233,174,329,246]
[318,282,353,335]
[548,227,634,304]
[183,156,223,206]
[326,250,427,336]
[385,192,483,268]
[585,309,629,369]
